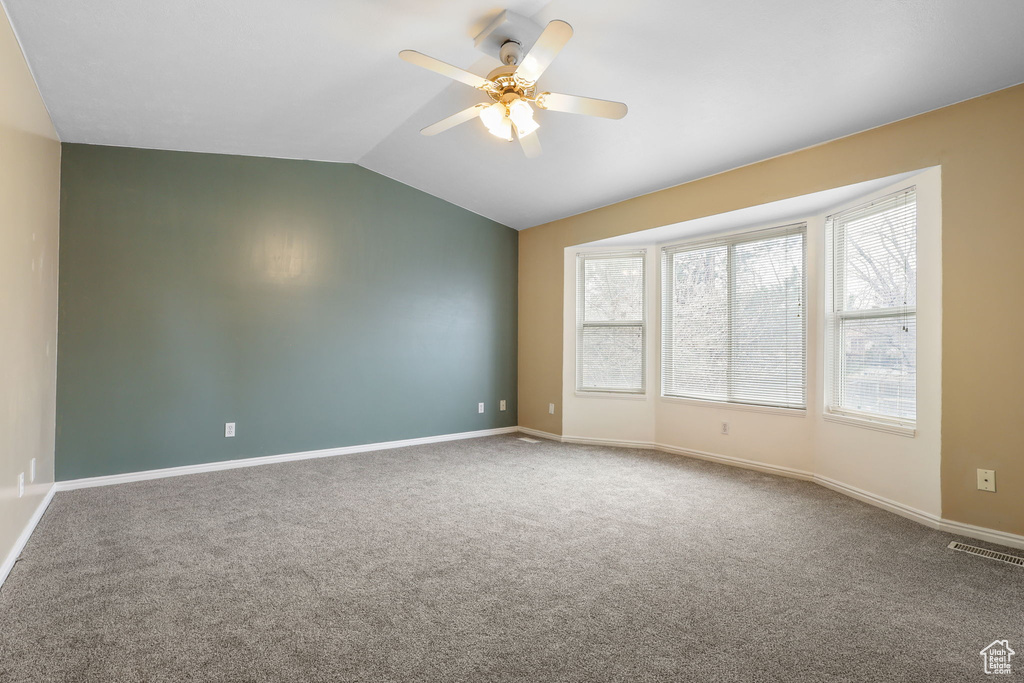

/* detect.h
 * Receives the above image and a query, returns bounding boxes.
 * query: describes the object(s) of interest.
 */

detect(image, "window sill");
[823,411,916,438]
[574,391,649,400]
[659,395,806,417]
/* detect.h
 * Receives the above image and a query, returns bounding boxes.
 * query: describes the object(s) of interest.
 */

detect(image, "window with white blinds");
[826,187,916,425]
[661,224,806,409]
[576,251,646,393]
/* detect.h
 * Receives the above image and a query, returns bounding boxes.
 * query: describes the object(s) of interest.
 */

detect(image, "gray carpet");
[1,435,1021,682]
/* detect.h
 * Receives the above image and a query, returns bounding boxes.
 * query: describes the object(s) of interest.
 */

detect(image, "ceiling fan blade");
[535,92,628,119]
[516,128,542,158]
[514,20,573,85]
[421,104,487,136]
[399,50,492,90]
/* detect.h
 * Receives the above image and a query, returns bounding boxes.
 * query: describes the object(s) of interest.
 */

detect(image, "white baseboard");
[560,433,813,481]
[545,429,1024,552]
[812,473,942,529]
[657,443,815,482]
[937,518,1024,551]
[562,434,652,449]
[56,426,519,491]
[811,476,1024,550]
[517,427,563,442]
[0,484,56,589]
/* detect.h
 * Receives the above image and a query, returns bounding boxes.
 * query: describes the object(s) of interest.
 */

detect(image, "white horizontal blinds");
[661,245,729,402]
[662,224,806,409]
[729,230,806,407]
[827,187,917,423]
[577,251,645,393]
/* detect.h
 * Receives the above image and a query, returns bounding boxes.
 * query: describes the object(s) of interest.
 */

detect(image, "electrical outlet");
[17,473,24,498]
[721,422,730,435]
[977,469,996,492]
[549,403,555,415]
[225,422,236,438]
[29,458,36,483]
[499,400,507,411]
[478,403,485,414]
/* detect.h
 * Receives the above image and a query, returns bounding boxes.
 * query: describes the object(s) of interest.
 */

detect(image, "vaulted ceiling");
[5,0,1024,229]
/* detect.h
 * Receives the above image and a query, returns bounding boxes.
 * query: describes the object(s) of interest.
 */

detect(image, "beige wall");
[0,3,60,577]
[519,84,1024,536]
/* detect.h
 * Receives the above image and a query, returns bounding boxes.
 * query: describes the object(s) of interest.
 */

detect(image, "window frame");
[575,250,647,395]
[660,223,808,410]
[824,186,918,433]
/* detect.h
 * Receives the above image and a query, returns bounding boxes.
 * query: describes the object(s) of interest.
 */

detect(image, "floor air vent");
[947,541,1024,567]
[518,437,541,443]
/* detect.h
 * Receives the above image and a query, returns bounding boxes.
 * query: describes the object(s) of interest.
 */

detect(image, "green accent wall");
[56,144,518,480]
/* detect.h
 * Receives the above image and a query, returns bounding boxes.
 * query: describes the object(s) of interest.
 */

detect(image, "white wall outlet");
[225,422,236,438]
[29,458,36,483]
[17,473,25,498]
[478,403,485,414]
[549,403,555,415]
[977,468,996,492]
[499,400,507,411]
[721,422,730,435]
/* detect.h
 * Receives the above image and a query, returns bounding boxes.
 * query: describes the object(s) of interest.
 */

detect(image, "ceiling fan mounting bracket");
[474,10,544,64]
[499,40,523,66]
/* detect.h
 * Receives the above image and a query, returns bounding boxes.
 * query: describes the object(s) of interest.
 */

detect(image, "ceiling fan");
[399,14,627,158]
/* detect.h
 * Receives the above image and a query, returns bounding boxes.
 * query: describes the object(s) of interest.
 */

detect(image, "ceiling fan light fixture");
[480,102,513,141]
[402,17,627,156]
[508,99,539,136]
[494,116,513,141]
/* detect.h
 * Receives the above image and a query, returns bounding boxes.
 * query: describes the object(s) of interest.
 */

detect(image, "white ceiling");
[5,0,1024,229]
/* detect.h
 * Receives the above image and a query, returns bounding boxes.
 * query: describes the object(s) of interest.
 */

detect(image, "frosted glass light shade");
[479,103,513,141]
[508,99,539,136]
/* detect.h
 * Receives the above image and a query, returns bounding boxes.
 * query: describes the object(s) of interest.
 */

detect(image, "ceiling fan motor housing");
[484,65,536,104]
